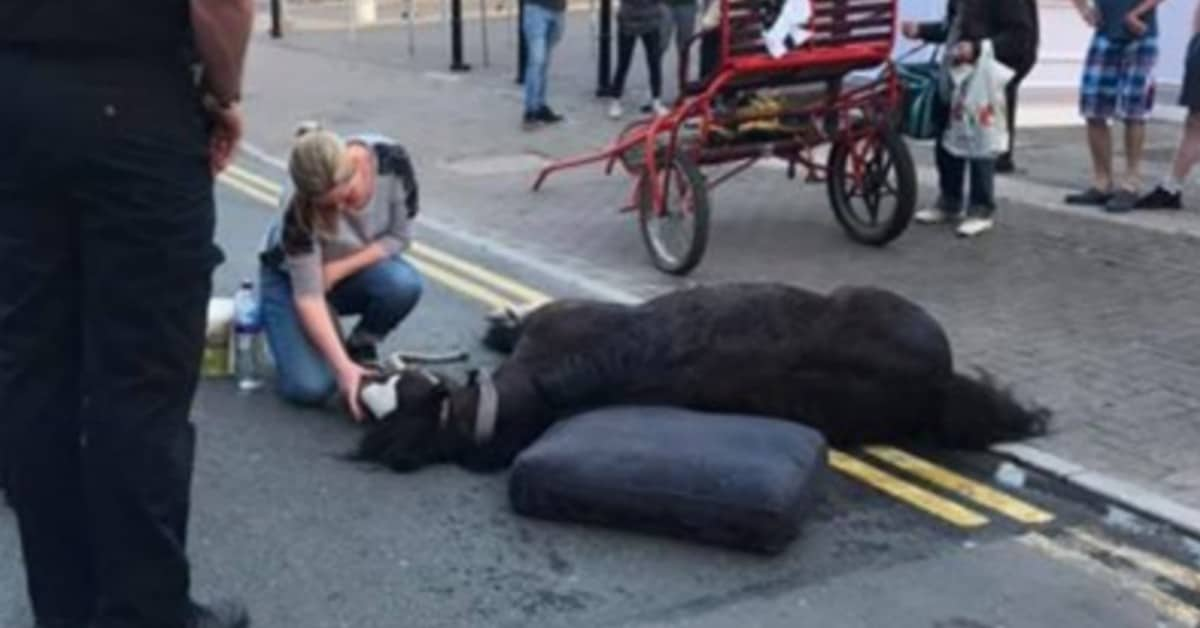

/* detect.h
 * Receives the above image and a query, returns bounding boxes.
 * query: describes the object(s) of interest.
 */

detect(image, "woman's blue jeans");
[260,256,422,405]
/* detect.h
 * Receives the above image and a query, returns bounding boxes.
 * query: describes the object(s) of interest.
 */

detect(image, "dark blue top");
[0,0,191,55]
[1096,0,1157,41]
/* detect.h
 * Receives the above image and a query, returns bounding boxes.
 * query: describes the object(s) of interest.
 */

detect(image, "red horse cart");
[532,0,917,275]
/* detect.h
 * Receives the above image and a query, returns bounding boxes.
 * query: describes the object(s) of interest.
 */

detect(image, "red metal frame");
[532,0,902,219]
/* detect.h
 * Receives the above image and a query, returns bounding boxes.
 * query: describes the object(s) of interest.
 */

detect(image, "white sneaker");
[608,99,623,119]
[956,216,994,237]
[652,99,670,117]
[915,207,955,224]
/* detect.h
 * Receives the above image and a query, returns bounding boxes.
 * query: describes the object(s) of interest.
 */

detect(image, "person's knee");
[377,266,423,316]
[1086,117,1109,129]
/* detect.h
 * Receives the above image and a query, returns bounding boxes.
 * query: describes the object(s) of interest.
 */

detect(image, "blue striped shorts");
[1079,33,1158,121]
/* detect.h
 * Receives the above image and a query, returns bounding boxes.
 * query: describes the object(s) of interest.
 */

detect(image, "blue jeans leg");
[328,256,423,341]
[259,266,337,406]
[523,5,564,113]
[967,158,996,216]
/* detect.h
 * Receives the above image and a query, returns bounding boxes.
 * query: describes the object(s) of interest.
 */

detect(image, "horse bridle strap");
[474,371,499,445]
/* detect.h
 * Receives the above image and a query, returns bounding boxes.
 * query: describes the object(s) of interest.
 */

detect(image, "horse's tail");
[935,370,1052,449]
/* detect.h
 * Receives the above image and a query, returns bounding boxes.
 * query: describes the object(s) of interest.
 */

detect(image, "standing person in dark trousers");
[997,0,1040,174]
[0,0,254,626]
[902,0,1038,238]
[607,0,670,119]
[522,0,567,128]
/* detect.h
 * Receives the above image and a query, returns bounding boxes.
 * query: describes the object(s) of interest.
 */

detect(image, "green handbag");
[896,45,941,141]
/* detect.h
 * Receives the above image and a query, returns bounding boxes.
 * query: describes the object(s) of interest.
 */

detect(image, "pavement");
[4,13,1200,628]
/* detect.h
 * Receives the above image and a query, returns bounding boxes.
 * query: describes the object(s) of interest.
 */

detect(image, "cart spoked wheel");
[826,127,916,246]
[616,120,655,174]
[638,153,710,275]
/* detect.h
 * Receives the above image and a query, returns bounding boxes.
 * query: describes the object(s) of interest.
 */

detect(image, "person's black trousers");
[0,50,222,628]
[1001,66,1032,168]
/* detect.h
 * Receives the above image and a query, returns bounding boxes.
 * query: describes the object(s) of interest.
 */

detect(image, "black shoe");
[188,599,250,628]
[1064,186,1113,206]
[534,106,564,124]
[1104,188,1139,213]
[1134,185,1183,210]
[522,111,541,128]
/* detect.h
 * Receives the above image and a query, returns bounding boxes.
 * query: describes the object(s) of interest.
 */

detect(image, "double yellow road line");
[219,163,1050,531]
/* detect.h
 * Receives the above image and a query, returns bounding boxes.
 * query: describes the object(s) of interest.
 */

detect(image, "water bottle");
[233,279,264,392]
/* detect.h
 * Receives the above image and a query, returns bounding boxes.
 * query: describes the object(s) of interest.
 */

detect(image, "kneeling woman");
[259,125,422,418]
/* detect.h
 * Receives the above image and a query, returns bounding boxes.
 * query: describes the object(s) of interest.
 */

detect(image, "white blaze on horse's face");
[361,374,403,421]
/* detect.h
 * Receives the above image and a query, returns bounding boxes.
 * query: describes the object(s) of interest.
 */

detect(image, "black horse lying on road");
[354,283,1050,472]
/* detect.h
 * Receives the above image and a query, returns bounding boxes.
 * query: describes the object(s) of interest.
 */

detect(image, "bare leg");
[1170,112,1200,183]
[1122,120,1146,191]
[1087,118,1114,191]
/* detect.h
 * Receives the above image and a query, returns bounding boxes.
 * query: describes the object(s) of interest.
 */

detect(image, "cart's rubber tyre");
[638,154,710,275]
[826,127,916,246]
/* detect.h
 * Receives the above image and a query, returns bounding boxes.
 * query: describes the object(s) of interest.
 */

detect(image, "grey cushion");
[509,405,828,554]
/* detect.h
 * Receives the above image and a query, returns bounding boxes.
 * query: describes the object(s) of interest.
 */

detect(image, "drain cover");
[442,153,551,176]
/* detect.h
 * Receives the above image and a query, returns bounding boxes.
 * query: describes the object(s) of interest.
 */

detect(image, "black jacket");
[917,0,1039,73]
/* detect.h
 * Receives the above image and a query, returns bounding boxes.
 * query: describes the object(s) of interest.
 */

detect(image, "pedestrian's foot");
[652,99,670,117]
[608,98,623,119]
[1064,186,1112,206]
[188,599,250,628]
[535,106,564,124]
[521,111,541,129]
[1104,188,1138,213]
[1134,185,1183,210]
[956,215,995,237]
[914,207,959,224]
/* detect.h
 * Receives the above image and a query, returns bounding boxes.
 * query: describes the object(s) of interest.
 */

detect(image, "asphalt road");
[1,165,1198,628]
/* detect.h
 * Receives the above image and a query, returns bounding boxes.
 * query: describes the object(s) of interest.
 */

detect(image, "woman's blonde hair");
[288,121,348,236]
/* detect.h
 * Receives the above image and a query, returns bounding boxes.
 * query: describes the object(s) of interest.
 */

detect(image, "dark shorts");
[1181,33,1200,113]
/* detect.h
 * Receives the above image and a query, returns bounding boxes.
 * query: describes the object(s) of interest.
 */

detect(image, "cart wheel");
[826,127,916,246]
[616,120,653,174]
[638,154,710,275]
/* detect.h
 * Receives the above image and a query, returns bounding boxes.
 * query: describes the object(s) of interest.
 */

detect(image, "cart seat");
[685,0,895,96]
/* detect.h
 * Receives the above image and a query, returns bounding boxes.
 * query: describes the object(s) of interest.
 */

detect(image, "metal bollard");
[450,0,472,71]
[595,0,612,96]
[270,0,283,38]
[516,0,527,84]
[480,0,491,67]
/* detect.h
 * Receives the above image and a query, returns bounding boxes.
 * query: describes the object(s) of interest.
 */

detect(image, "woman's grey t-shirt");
[260,134,419,298]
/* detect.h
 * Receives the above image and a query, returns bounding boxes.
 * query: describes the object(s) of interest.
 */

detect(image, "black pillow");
[509,405,828,554]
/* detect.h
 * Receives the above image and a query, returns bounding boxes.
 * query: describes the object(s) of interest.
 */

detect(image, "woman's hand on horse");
[900,21,919,39]
[337,361,374,422]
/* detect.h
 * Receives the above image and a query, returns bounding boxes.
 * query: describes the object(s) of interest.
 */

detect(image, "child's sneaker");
[608,99,623,120]
[956,215,994,238]
[1134,185,1183,210]
[652,99,670,117]
[915,207,956,224]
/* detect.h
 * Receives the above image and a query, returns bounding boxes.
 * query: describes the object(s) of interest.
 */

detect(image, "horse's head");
[354,367,463,472]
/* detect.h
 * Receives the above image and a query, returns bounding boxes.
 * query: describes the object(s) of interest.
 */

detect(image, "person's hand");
[206,100,243,174]
[901,21,920,40]
[1079,5,1099,27]
[336,361,374,422]
[1125,12,1148,36]
[952,40,976,63]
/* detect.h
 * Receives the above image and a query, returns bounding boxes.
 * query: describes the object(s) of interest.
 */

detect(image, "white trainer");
[608,99,623,120]
[915,207,955,224]
[956,216,995,237]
